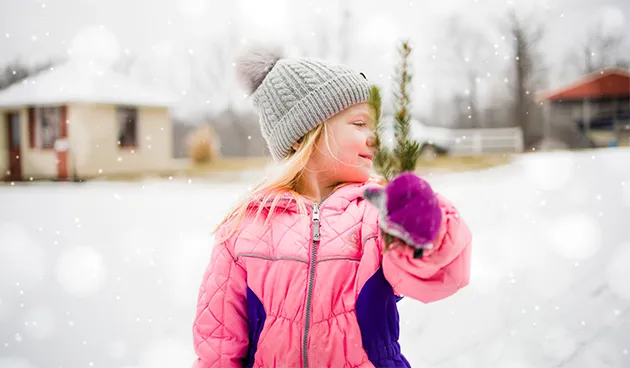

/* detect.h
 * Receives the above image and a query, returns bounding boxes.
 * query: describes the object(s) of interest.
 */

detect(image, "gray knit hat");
[236,46,371,161]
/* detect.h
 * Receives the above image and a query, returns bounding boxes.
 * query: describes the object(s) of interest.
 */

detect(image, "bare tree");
[504,10,546,147]
[290,10,335,60]
[300,28,334,60]
[316,31,333,60]
[0,59,55,91]
[570,20,628,74]
[443,15,491,129]
[204,107,267,157]
[337,0,352,65]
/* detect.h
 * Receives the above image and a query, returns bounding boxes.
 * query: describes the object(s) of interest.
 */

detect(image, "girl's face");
[308,103,376,184]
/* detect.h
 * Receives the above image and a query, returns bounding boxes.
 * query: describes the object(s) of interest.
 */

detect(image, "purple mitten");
[364,172,442,255]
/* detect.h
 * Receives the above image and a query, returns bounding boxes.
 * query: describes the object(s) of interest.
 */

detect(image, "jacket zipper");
[302,201,321,368]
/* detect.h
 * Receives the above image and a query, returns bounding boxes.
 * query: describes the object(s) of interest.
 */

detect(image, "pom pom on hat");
[235,44,284,95]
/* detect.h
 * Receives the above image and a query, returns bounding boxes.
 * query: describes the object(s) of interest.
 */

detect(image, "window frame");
[116,106,138,149]
[29,106,63,150]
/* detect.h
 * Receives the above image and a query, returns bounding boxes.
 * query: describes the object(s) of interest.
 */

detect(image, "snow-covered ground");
[1,148,630,368]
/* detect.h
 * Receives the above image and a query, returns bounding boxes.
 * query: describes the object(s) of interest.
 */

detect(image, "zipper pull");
[312,203,320,241]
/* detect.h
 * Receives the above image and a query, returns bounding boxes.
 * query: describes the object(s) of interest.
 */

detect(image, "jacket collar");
[251,179,382,213]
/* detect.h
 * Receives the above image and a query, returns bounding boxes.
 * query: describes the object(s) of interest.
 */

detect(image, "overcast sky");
[1,0,627,61]
[0,0,628,116]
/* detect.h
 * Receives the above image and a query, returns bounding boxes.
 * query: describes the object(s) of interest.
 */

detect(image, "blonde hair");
[214,119,385,243]
[213,122,326,241]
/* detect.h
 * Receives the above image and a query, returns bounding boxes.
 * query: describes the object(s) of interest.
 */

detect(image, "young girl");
[192,46,472,368]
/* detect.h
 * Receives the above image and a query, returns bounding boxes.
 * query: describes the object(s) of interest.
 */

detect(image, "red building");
[538,68,630,148]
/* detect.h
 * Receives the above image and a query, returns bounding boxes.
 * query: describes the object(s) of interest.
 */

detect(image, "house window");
[37,107,61,149]
[117,107,138,147]
[8,112,20,149]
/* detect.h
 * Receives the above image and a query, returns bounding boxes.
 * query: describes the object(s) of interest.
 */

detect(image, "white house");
[0,61,176,181]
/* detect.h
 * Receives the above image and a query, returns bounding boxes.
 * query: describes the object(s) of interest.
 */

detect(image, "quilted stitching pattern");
[191,182,472,366]
[192,228,249,368]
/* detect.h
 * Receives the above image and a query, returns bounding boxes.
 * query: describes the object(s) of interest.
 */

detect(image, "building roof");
[538,68,630,102]
[0,61,177,108]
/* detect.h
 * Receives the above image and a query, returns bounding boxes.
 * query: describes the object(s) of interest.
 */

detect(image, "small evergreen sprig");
[392,40,421,173]
[367,40,422,252]
[368,40,420,183]
[368,85,396,182]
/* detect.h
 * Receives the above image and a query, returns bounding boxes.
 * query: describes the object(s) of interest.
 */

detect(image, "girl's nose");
[366,133,376,148]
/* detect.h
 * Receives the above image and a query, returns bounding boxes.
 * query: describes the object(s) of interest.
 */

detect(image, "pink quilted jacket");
[192,181,472,367]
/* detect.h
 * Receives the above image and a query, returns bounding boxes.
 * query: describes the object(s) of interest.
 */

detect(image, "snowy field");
[2,148,630,368]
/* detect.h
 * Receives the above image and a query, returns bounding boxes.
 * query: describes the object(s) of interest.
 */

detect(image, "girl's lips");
[359,154,373,161]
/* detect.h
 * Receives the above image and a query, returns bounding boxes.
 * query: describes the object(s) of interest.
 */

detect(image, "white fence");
[380,116,525,155]
[382,116,524,156]
[414,125,525,155]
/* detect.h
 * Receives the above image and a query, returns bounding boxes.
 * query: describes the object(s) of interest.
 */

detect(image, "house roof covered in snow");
[0,61,178,108]
[538,68,630,102]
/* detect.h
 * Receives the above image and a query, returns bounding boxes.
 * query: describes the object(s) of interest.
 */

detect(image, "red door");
[56,105,68,180]
[5,112,22,181]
